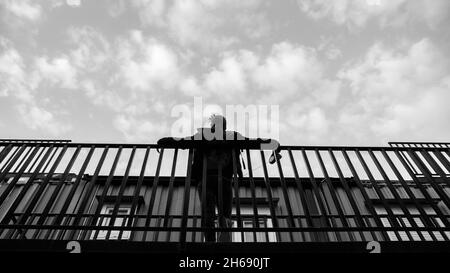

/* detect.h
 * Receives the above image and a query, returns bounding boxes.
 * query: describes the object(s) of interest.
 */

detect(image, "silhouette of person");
[158,114,281,242]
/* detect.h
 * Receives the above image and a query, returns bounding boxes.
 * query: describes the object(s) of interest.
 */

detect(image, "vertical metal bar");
[26,145,46,173]
[393,149,450,228]
[162,148,178,242]
[143,148,164,242]
[381,149,442,240]
[0,145,27,185]
[407,149,450,216]
[368,149,427,241]
[41,146,60,173]
[69,147,109,240]
[107,146,136,240]
[189,184,198,242]
[0,146,18,174]
[32,145,82,239]
[0,145,39,206]
[201,153,208,241]
[263,215,270,242]
[91,147,123,240]
[128,147,150,241]
[11,146,33,173]
[420,150,446,177]
[444,150,450,166]
[217,166,225,241]
[287,149,315,236]
[432,150,450,173]
[341,150,389,240]
[180,148,194,244]
[53,146,95,240]
[0,146,53,239]
[15,145,68,240]
[0,146,22,174]
[423,149,450,186]
[245,149,259,242]
[259,151,279,229]
[0,144,13,163]
[355,150,406,241]
[329,149,370,240]
[315,149,350,241]
[394,146,420,175]
[301,149,330,236]
[231,149,243,242]
[273,149,295,241]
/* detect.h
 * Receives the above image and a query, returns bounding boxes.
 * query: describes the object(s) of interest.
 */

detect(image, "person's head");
[209,114,226,132]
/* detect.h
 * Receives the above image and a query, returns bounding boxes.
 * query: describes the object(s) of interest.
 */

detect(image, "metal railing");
[0,140,449,243]
[0,139,72,143]
[390,142,450,148]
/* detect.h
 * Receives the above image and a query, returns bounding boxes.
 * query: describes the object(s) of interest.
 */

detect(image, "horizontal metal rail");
[0,142,448,150]
[0,139,72,143]
[390,142,450,148]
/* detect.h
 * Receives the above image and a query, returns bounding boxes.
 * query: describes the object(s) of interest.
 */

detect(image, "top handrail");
[0,139,449,150]
[389,142,450,146]
[0,139,72,143]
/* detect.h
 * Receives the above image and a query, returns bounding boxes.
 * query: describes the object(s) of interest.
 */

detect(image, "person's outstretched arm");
[232,132,281,164]
[157,131,281,155]
[157,136,189,145]
[157,134,197,148]
[232,132,281,152]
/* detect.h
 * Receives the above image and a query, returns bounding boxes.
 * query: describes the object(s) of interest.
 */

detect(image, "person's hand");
[269,151,282,164]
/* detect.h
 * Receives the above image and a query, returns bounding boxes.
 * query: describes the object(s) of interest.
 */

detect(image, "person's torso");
[192,130,241,180]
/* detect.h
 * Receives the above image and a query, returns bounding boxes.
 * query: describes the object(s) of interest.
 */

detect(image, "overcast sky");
[1,0,449,146]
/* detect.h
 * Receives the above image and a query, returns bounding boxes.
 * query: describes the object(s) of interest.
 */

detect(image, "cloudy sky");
[1,0,449,146]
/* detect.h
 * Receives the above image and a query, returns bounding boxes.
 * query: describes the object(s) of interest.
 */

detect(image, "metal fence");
[390,142,450,148]
[0,140,449,243]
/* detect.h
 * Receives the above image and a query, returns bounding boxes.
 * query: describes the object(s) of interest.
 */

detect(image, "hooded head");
[209,114,226,132]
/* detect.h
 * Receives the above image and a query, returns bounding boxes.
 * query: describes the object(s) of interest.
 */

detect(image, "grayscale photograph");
[0,0,449,270]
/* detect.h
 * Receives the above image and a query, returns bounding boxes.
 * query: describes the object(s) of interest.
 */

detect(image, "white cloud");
[171,41,343,145]
[317,36,343,61]
[179,76,203,96]
[312,79,342,106]
[1,0,42,21]
[108,0,126,18]
[80,80,128,111]
[131,0,269,51]
[0,37,76,135]
[165,0,237,50]
[297,0,450,29]
[67,26,110,72]
[17,104,71,136]
[277,104,331,144]
[0,38,36,102]
[294,107,329,132]
[252,42,323,97]
[35,56,78,89]
[66,0,81,8]
[113,114,168,142]
[338,38,450,142]
[179,42,342,108]
[62,29,183,140]
[0,44,25,96]
[66,27,131,113]
[325,47,342,60]
[132,0,167,26]
[339,39,447,98]
[202,52,251,100]
[116,31,181,91]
